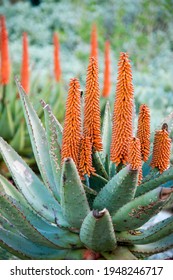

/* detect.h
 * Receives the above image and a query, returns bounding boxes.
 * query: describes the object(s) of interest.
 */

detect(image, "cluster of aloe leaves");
[0,78,65,176]
[0,79,173,260]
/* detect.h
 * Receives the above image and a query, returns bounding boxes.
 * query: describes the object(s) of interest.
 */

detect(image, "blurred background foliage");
[0,0,173,129]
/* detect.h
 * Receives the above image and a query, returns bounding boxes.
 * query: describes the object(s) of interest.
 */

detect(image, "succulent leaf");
[101,101,112,166]
[117,214,173,244]
[80,209,117,252]
[60,158,90,228]
[112,187,173,231]
[129,233,173,256]
[136,166,173,197]
[89,173,108,193]
[102,246,137,260]
[41,100,62,201]
[92,151,109,179]
[0,137,68,226]
[15,79,57,193]
[93,165,138,215]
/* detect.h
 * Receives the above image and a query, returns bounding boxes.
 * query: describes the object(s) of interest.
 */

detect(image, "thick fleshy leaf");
[0,175,81,249]
[136,166,173,197]
[93,165,138,215]
[89,173,108,193]
[117,214,173,245]
[102,246,137,260]
[60,158,90,228]
[0,226,68,260]
[100,101,112,169]
[15,79,57,193]
[129,233,173,256]
[0,191,60,249]
[0,137,68,226]
[92,151,109,179]
[0,105,14,139]
[112,187,173,231]
[80,209,117,252]
[41,100,62,201]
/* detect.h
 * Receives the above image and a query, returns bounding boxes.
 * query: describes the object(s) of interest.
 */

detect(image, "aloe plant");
[1,52,173,260]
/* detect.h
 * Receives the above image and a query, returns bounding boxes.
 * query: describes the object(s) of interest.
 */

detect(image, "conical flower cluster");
[102,41,111,98]
[137,104,150,162]
[61,78,82,167]
[0,15,10,85]
[83,57,102,151]
[53,32,61,82]
[110,52,134,166]
[21,32,30,94]
[150,124,171,173]
[78,135,95,179]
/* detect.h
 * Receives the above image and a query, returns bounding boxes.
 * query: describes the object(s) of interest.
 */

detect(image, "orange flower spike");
[78,135,95,180]
[137,104,150,162]
[102,40,111,98]
[128,137,142,185]
[90,23,98,60]
[21,32,30,94]
[61,78,82,167]
[110,52,134,165]
[53,32,61,82]
[150,124,171,173]
[0,15,10,85]
[83,56,103,151]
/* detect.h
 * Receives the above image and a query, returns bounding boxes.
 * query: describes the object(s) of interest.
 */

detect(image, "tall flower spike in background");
[110,52,134,166]
[53,32,61,82]
[61,78,81,167]
[78,135,95,180]
[137,104,150,162]
[20,32,30,94]
[0,15,10,85]
[102,40,111,98]
[150,123,171,173]
[83,56,102,151]
[128,137,142,185]
[90,23,98,60]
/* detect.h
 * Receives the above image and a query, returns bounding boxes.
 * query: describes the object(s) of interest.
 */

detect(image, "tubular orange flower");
[90,23,98,60]
[83,56,102,151]
[21,32,30,94]
[137,104,150,162]
[61,78,82,167]
[128,137,142,185]
[102,40,111,98]
[0,15,10,85]
[78,135,95,179]
[110,52,134,166]
[150,124,171,173]
[53,32,61,82]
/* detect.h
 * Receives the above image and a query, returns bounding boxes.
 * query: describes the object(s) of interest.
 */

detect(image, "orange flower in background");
[53,32,61,82]
[21,32,30,94]
[150,124,171,173]
[78,135,95,179]
[110,52,134,166]
[83,56,102,152]
[102,40,111,98]
[128,137,142,185]
[90,23,98,60]
[137,104,150,162]
[0,15,10,85]
[61,78,82,167]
